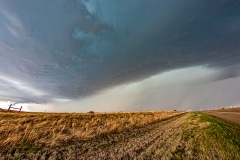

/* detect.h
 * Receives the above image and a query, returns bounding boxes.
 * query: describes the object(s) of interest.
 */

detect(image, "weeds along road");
[1,112,240,160]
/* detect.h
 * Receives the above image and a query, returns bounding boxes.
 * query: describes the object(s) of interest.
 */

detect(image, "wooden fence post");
[7,104,22,112]
[8,104,12,111]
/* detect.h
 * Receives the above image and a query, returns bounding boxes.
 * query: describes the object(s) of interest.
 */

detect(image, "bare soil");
[214,107,240,113]
[203,107,240,124]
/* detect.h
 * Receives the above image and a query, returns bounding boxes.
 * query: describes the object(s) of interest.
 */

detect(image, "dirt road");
[80,114,189,160]
[204,110,240,124]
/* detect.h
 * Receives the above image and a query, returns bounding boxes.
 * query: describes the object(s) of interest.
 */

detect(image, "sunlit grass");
[192,112,240,159]
[172,112,240,159]
[0,110,182,153]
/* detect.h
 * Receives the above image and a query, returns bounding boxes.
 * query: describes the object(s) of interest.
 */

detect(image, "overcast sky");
[0,0,240,112]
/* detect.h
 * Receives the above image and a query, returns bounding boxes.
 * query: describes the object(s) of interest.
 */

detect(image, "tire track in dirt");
[79,113,188,160]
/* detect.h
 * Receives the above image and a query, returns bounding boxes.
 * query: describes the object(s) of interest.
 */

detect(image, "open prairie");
[0,111,240,160]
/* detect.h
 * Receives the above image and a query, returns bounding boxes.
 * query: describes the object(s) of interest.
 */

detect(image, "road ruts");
[79,113,188,160]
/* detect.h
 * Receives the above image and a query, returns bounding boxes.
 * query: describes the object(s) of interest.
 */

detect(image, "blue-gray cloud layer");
[0,0,240,105]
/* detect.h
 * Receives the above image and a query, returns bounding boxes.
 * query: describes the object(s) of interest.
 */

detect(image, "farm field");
[0,111,240,159]
[203,107,240,124]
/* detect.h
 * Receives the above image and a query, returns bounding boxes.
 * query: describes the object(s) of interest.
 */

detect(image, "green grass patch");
[5,140,41,155]
[197,112,240,158]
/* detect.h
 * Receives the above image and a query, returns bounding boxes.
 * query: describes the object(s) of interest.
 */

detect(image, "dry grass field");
[0,110,182,157]
[0,110,240,160]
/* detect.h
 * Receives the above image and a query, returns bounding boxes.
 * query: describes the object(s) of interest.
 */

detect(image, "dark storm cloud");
[0,0,240,105]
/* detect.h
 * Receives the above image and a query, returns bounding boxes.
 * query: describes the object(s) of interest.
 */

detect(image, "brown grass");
[0,110,182,150]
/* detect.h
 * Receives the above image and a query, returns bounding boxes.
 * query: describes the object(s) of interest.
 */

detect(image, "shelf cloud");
[0,0,240,111]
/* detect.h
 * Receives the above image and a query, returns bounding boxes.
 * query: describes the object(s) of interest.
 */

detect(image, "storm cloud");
[0,0,240,111]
